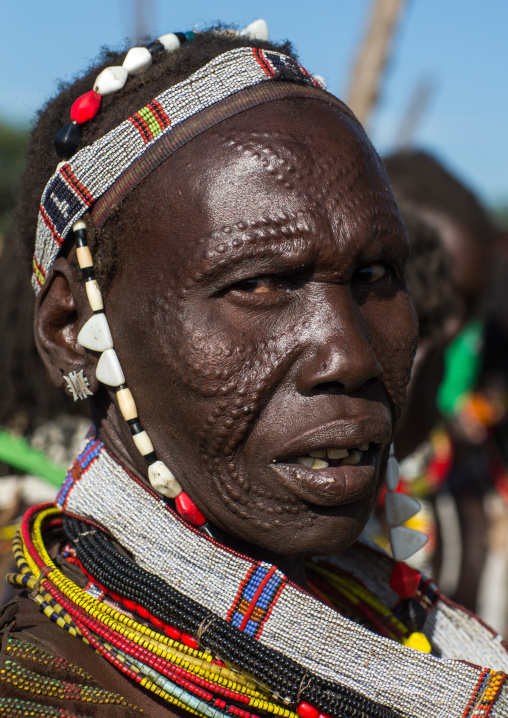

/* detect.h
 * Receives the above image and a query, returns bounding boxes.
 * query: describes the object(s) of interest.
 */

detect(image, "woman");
[1,26,508,718]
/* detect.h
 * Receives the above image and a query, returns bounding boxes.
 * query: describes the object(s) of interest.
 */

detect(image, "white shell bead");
[157,33,181,52]
[94,66,128,95]
[76,245,93,269]
[390,526,428,562]
[385,492,421,527]
[77,313,113,353]
[96,348,125,387]
[123,47,152,75]
[132,430,154,456]
[148,460,182,499]
[85,280,104,312]
[73,219,87,232]
[385,456,400,491]
[116,387,138,422]
[240,19,269,41]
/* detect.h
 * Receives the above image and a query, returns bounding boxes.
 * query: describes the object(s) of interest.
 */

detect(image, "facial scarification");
[105,100,417,555]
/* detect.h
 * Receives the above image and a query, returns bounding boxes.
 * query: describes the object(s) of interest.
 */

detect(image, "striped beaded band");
[91,81,352,229]
[33,46,329,294]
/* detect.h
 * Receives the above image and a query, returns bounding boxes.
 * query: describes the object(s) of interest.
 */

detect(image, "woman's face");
[104,100,418,555]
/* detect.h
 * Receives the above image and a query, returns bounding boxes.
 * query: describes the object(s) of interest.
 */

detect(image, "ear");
[34,254,100,397]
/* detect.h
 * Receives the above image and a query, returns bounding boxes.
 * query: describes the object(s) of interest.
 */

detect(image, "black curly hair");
[15,27,297,290]
[399,201,456,342]
[383,149,496,245]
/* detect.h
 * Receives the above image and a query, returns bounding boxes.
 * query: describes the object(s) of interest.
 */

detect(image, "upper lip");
[273,414,392,463]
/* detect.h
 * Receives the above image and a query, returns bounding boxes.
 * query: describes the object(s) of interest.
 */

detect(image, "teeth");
[309,449,327,458]
[296,446,367,468]
[327,448,349,459]
[340,449,362,466]
[296,457,314,467]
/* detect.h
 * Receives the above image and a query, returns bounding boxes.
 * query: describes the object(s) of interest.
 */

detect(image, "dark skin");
[35,99,418,583]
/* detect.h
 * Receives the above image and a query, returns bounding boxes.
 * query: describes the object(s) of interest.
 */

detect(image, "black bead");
[398,598,428,633]
[54,122,82,160]
[146,39,164,54]
[143,451,157,465]
[73,228,87,247]
[129,421,143,435]
[174,32,187,45]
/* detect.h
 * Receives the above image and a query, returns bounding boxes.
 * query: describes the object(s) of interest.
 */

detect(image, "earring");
[385,444,428,562]
[63,370,93,401]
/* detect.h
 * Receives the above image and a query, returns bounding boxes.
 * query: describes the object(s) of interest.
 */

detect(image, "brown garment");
[0,590,187,717]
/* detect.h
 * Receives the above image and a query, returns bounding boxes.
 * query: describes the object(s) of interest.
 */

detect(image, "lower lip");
[270,453,379,506]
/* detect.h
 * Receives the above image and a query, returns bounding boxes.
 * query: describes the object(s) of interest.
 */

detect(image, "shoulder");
[0,591,180,717]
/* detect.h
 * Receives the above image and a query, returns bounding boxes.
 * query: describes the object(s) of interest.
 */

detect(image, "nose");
[296,287,383,396]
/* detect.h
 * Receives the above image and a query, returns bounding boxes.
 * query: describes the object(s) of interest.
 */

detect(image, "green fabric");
[437,320,484,416]
[0,429,66,488]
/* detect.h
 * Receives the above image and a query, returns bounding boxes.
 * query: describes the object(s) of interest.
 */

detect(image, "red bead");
[297,703,319,718]
[175,492,207,526]
[389,561,421,598]
[137,605,150,619]
[318,713,333,718]
[164,624,182,640]
[70,90,101,124]
[123,598,137,612]
[151,615,164,629]
[181,632,199,649]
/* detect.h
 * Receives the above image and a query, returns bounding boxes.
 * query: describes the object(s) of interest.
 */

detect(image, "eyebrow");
[193,212,322,281]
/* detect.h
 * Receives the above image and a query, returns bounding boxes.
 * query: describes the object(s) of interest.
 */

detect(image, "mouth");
[269,418,391,507]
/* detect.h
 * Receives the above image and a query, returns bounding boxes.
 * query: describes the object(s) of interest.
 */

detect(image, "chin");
[232,503,372,558]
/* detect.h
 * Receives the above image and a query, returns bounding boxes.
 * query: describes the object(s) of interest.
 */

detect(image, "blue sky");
[2,1,507,205]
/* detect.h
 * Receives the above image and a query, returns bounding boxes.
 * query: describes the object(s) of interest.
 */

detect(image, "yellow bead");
[402,632,432,653]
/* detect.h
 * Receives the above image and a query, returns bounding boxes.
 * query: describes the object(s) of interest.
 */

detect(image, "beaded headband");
[33,45,330,294]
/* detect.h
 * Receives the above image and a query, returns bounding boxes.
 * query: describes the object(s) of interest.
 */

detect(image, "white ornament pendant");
[77,313,113,352]
[385,492,421,527]
[96,348,125,387]
[385,455,400,491]
[94,66,128,95]
[158,33,181,52]
[123,47,152,75]
[148,461,182,499]
[390,526,428,562]
[240,19,269,41]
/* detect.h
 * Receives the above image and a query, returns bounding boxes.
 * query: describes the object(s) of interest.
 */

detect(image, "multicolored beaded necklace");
[6,432,508,718]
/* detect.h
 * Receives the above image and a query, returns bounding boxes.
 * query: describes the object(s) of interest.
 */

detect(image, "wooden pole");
[346,0,407,127]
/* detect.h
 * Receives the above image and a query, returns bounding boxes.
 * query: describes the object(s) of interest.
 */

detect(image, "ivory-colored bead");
[240,19,269,41]
[76,245,93,269]
[117,387,138,422]
[390,526,428,562]
[73,219,87,232]
[132,430,154,456]
[123,46,152,75]
[96,348,125,387]
[157,33,181,52]
[385,492,421,527]
[94,66,128,95]
[85,279,103,312]
[148,460,182,499]
[77,312,113,352]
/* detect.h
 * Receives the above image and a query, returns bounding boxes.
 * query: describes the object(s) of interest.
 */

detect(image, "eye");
[353,263,390,285]
[231,276,293,294]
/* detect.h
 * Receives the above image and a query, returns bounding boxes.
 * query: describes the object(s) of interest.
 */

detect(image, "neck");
[92,403,309,588]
